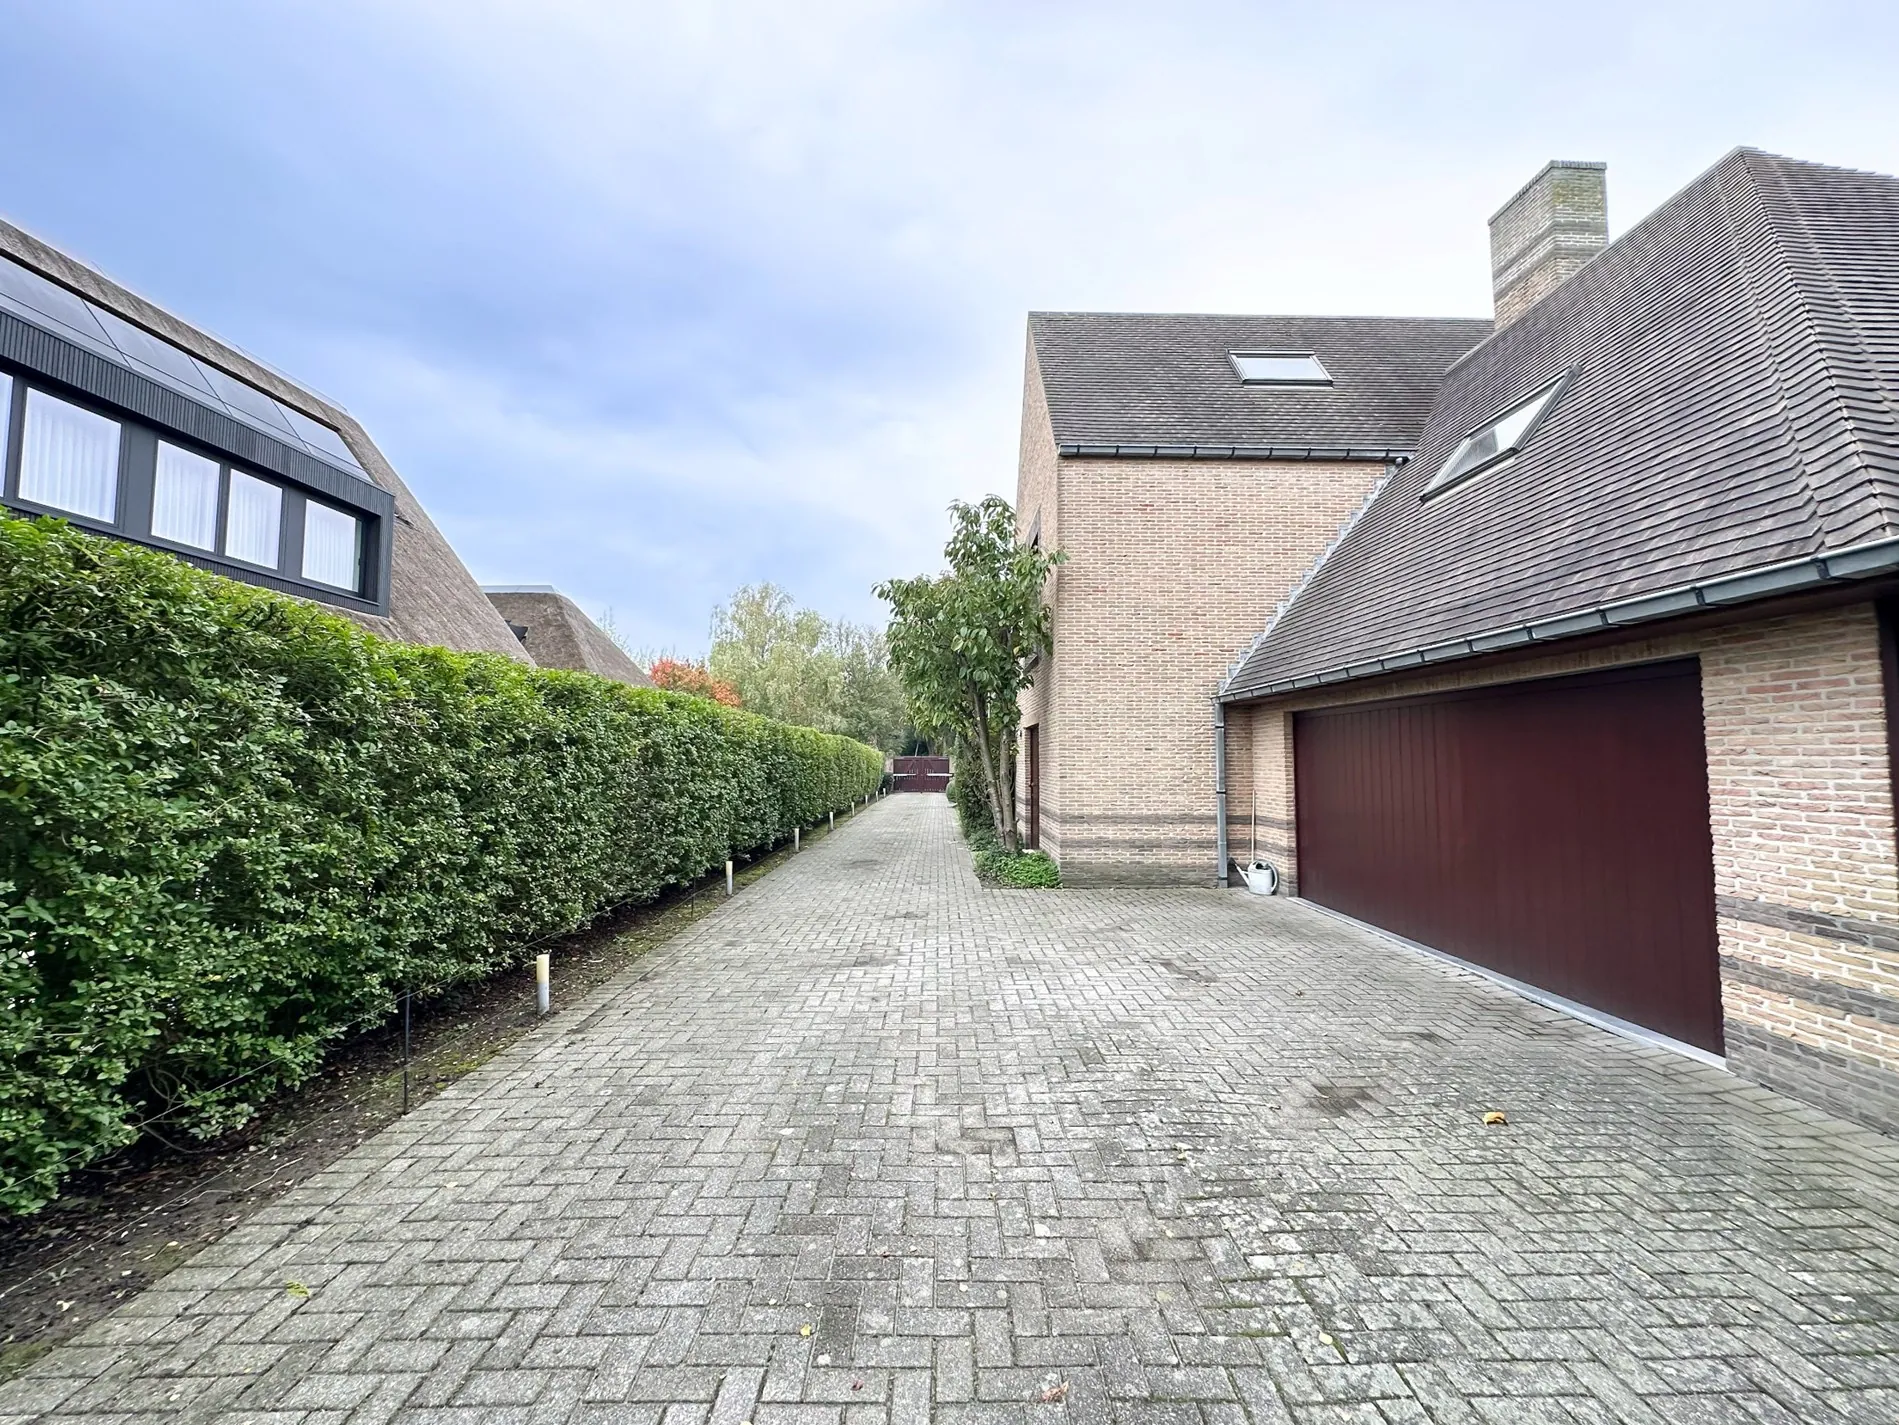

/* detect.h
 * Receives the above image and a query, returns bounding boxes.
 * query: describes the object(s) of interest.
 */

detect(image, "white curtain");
[19,388,120,521]
[301,502,360,589]
[225,471,282,567]
[151,443,220,550]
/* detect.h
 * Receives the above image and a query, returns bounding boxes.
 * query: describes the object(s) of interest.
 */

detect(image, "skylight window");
[1424,372,1571,498]
[1229,351,1331,385]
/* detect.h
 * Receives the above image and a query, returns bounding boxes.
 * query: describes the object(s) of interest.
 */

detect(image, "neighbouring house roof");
[1030,312,1493,458]
[1225,148,1899,700]
[483,588,654,687]
[0,215,529,660]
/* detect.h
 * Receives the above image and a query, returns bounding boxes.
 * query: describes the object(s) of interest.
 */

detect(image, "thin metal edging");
[1212,698,1229,889]
[1224,533,1899,702]
[1293,898,1729,1071]
[1058,443,1409,462]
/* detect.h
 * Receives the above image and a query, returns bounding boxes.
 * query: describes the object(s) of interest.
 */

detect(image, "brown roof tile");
[1030,312,1491,456]
[1225,149,1899,699]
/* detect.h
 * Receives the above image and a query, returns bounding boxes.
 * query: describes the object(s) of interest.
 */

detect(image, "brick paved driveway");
[7,793,1899,1425]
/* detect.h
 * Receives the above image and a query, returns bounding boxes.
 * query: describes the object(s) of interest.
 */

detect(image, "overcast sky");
[2,1,1895,652]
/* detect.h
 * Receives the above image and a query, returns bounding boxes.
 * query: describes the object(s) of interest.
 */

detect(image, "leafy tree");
[709,583,909,752]
[649,657,741,707]
[830,621,910,754]
[876,497,1063,853]
[710,585,837,729]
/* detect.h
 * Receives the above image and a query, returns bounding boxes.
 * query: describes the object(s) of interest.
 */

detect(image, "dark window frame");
[0,313,392,616]
[1421,368,1575,502]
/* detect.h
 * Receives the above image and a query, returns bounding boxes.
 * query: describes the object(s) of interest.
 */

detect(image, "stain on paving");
[6,794,1899,1424]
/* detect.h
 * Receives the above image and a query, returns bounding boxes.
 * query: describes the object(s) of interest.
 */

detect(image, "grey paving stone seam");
[3,794,1897,1424]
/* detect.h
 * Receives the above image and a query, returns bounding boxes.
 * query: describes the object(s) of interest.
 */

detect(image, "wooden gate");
[891,756,950,793]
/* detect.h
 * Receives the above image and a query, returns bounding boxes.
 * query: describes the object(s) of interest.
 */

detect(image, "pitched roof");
[483,589,654,687]
[1030,312,1492,457]
[1225,148,1899,700]
[0,216,529,660]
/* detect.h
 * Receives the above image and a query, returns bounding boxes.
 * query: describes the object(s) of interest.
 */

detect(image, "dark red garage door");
[1294,660,1722,1052]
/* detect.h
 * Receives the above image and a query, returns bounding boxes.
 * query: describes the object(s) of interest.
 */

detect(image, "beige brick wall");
[1226,601,1899,1131]
[1018,427,1384,884]
[1700,611,1898,921]
[1231,703,1298,889]
[1016,336,1062,858]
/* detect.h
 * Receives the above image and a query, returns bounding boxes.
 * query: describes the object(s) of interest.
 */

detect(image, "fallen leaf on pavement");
[1040,1381,1070,1403]
[1482,1111,1508,1126]
[285,1281,310,1299]
[799,1323,813,1337]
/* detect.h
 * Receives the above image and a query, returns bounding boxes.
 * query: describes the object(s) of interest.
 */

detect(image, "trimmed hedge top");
[0,516,882,1214]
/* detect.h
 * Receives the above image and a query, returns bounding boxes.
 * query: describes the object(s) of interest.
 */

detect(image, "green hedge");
[972,849,1061,889]
[0,516,883,1214]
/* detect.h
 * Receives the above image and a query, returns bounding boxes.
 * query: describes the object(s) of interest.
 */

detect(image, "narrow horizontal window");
[1230,351,1332,385]
[151,443,220,550]
[19,388,120,521]
[225,470,282,567]
[301,501,360,590]
[1424,372,1572,498]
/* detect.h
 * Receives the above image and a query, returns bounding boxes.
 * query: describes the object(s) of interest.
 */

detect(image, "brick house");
[1022,148,1899,1134]
[1014,312,1489,883]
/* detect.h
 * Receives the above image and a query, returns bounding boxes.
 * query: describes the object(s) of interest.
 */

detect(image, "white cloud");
[9,0,1899,650]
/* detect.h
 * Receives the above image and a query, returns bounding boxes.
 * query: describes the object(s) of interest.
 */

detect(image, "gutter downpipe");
[1213,697,1229,888]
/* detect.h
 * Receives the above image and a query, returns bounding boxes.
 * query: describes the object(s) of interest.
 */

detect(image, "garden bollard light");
[726,859,734,896]
[830,811,835,831]
[535,953,550,1015]
[795,827,801,851]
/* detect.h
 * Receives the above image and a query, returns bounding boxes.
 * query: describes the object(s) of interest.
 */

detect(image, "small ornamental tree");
[876,497,1063,853]
[648,657,742,708]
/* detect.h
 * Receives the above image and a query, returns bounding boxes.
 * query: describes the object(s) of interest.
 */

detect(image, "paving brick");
[4,797,1898,1421]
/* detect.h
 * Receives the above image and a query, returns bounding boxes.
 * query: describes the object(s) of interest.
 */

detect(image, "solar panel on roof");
[0,257,116,351]
[89,305,220,398]
[0,253,369,482]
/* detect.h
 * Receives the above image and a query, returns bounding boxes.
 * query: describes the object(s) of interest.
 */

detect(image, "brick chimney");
[1488,160,1607,326]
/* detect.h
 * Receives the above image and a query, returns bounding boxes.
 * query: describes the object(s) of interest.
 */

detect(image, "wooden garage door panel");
[1294,661,1722,1052]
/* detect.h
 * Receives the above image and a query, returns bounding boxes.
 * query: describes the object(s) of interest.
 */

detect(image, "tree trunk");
[996,725,1019,853]
[968,692,1018,853]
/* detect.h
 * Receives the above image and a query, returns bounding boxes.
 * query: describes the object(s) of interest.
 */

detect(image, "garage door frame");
[1293,658,1724,1053]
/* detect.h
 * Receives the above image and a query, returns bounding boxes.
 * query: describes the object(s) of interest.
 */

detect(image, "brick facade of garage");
[1226,599,1899,1133]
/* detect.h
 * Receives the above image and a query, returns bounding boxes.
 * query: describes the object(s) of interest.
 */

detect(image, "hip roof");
[1225,148,1899,699]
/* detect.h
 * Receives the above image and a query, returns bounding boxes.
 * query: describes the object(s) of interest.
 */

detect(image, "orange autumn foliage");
[649,657,742,708]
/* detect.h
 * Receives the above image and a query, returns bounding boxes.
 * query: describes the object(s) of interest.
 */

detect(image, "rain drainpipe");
[1213,697,1229,888]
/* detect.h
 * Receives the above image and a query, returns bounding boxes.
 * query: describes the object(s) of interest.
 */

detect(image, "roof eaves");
[1060,443,1410,461]
[1222,531,1899,702]
[1218,462,1401,695]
